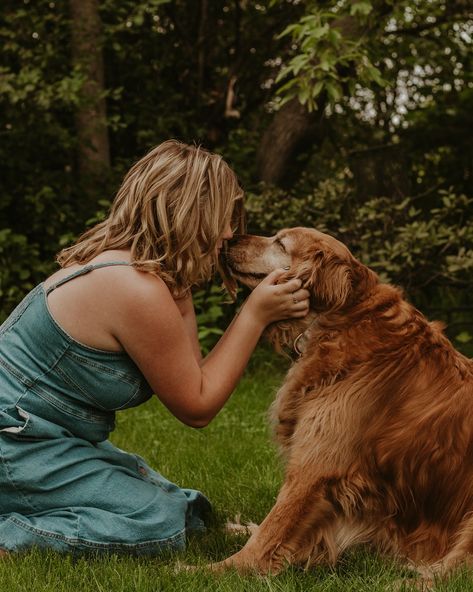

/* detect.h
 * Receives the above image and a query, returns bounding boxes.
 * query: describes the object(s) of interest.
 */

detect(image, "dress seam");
[27,384,114,423]
[6,515,186,549]
[0,357,34,389]
[0,440,42,513]
[64,350,139,386]
[54,365,109,411]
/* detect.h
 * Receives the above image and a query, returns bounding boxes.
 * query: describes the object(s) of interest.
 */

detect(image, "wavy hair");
[57,140,245,296]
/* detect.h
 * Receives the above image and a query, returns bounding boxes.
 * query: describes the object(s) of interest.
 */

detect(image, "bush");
[0,229,55,322]
[245,178,473,297]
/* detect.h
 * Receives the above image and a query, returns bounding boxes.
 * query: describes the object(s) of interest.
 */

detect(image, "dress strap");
[45,262,132,296]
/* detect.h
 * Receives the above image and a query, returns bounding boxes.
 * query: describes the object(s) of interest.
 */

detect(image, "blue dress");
[0,262,210,554]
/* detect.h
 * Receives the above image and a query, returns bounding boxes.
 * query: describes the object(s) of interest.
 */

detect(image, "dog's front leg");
[211,470,340,574]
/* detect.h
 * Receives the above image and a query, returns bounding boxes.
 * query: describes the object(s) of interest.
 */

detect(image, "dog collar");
[293,332,306,356]
[292,317,319,357]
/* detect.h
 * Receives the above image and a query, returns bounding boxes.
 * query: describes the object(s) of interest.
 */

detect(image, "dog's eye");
[274,237,287,253]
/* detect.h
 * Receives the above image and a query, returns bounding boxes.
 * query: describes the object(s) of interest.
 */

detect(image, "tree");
[259,0,472,188]
[69,0,110,192]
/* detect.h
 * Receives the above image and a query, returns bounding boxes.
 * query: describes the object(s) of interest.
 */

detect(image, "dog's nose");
[222,235,244,262]
[225,236,243,248]
[225,234,242,247]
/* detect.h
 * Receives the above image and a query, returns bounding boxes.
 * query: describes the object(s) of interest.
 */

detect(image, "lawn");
[1,346,472,591]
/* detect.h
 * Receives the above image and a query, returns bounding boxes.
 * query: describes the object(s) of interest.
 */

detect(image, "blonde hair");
[57,140,245,296]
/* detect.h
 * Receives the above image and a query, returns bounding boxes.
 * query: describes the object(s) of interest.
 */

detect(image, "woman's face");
[216,221,233,252]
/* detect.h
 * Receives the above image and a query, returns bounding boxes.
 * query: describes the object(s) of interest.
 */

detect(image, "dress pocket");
[0,405,30,436]
[53,350,143,411]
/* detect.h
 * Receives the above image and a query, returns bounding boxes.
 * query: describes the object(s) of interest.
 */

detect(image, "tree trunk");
[257,98,318,186]
[69,0,110,187]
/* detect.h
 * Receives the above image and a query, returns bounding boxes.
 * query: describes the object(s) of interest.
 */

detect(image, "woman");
[0,140,309,555]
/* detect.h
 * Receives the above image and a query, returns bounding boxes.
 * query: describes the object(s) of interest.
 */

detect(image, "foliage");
[0,1,92,320]
[272,0,472,119]
[0,229,55,321]
[193,284,232,355]
[275,2,386,111]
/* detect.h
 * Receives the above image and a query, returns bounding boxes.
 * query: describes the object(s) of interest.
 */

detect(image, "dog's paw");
[173,560,200,574]
[224,513,258,536]
[389,566,438,592]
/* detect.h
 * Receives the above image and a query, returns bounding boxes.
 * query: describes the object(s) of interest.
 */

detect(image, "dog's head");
[222,227,378,351]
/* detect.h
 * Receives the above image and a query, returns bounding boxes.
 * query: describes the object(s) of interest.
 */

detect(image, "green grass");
[2,347,473,591]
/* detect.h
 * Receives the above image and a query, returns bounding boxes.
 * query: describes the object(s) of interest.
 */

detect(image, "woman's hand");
[243,269,310,328]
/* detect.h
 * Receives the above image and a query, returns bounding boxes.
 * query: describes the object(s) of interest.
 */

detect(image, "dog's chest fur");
[270,331,368,463]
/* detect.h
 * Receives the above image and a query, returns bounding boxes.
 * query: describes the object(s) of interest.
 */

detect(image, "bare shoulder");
[44,251,179,352]
[81,261,179,331]
[111,266,176,317]
[48,249,173,308]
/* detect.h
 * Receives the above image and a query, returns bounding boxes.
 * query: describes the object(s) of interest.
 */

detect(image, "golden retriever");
[218,227,473,580]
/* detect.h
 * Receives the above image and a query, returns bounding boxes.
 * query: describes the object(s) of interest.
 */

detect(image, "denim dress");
[0,262,210,554]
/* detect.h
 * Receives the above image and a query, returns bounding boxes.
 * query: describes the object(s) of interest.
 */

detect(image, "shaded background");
[1,0,472,351]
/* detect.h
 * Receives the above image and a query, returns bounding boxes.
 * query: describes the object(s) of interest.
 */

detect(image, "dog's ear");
[350,259,379,301]
[301,250,353,311]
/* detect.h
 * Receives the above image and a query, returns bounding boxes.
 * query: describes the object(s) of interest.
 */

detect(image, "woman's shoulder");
[44,249,130,286]
[42,250,176,352]
[45,250,168,294]
[88,252,176,314]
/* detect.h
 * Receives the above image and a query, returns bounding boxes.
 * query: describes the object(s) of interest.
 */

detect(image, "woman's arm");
[113,270,308,427]
[174,294,202,363]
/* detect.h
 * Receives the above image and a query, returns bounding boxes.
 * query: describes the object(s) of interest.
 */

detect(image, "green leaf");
[325,81,342,102]
[318,51,335,72]
[276,78,298,96]
[311,80,324,98]
[310,25,329,40]
[350,1,373,16]
[297,85,310,105]
[456,331,472,344]
[366,65,387,87]
[277,23,298,40]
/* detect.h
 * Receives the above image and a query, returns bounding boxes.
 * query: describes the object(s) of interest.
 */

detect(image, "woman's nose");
[221,223,233,240]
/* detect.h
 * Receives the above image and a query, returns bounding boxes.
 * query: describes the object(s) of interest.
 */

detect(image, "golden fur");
[219,227,473,578]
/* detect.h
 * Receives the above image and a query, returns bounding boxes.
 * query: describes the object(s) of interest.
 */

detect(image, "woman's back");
[0,262,153,443]
[0,260,208,556]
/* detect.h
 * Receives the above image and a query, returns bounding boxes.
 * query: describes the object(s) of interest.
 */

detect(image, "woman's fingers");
[270,274,310,315]
[286,287,310,318]
[262,268,289,285]
[279,278,302,293]
[246,269,311,324]
[290,288,310,303]
[292,300,309,311]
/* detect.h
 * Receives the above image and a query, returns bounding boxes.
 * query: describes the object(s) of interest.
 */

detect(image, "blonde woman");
[0,140,309,555]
